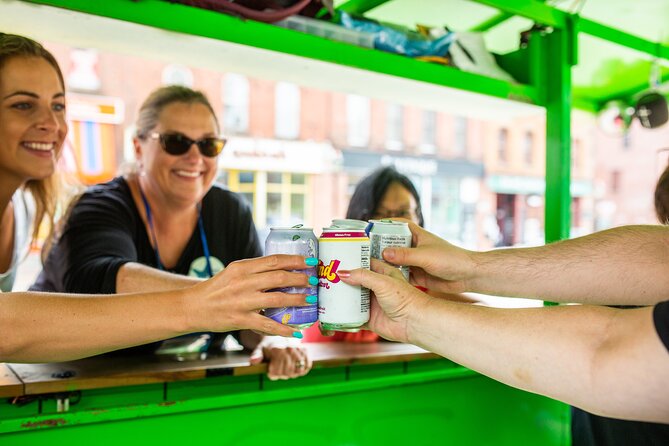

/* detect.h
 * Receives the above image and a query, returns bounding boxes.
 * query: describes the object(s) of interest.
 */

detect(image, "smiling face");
[135,101,219,207]
[0,56,67,185]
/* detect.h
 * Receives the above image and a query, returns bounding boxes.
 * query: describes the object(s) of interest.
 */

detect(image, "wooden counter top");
[1,342,439,397]
[0,363,22,398]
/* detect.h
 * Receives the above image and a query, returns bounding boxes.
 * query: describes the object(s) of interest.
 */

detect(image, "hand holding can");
[264,226,319,329]
[366,219,412,280]
[318,220,371,332]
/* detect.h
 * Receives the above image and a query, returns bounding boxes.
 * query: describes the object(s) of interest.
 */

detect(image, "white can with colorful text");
[317,228,370,332]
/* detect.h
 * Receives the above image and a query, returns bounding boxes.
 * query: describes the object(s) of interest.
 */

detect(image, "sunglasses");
[149,132,226,157]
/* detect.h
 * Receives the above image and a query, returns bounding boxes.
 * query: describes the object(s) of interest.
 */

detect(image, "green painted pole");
[529,25,573,306]
[537,27,572,245]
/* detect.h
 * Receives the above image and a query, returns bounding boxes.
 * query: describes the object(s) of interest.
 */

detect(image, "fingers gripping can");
[318,225,370,332]
[366,219,412,280]
[264,226,318,329]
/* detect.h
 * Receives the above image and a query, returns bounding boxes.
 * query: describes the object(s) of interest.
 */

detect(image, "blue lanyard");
[138,184,213,278]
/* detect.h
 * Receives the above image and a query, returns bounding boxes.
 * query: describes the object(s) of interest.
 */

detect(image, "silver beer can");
[264,226,318,328]
[366,219,412,280]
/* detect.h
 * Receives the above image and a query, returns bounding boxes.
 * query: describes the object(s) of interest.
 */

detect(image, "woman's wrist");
[177,284,207,334]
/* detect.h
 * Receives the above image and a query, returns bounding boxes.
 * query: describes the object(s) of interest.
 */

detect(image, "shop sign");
[220,137,341,173]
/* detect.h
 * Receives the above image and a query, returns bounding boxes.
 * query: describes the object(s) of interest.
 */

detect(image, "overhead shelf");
[1,0,543,120]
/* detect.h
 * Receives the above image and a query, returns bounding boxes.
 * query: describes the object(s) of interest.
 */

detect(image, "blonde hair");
[0,33,66,258]
[135,85,219,140]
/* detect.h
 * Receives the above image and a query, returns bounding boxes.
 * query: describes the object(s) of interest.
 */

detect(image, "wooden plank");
[0,363,24,398]
[8,343,438,395]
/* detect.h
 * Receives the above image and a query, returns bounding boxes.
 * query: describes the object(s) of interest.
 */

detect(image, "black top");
[654,300,669,353]
[571,300,669,446]
[31,176,262,353]
[571,407,669,446]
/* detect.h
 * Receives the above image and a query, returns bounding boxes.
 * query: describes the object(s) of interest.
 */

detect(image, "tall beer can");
[318,227,370,332]
[264,226,318,329]
[366,219,412,280]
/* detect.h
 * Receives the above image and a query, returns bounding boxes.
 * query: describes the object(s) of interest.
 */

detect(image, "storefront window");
[239,171,254,183]
[291,173,305,185]
[267,172,283,184]
[224,170,310,228]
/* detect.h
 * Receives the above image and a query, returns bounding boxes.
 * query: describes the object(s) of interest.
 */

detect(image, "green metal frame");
[0,360,570,444]
[20,0,539,105]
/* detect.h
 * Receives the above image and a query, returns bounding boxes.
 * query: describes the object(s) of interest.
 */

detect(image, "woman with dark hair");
[347,166,424,227]
[0,33,311,365]
[304,167,476,343]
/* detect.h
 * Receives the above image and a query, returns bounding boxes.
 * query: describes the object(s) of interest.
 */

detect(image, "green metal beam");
[577,17,669,61]
[475,1,669,62]
[469,11,513,33]
[572,97,599,114]
[337,0,392,15]
[19,0,540,105]
[593,71,669,110]
[473,0,568,28]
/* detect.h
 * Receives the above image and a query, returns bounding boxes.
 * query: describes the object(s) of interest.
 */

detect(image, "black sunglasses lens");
[160,134,192,155]
[197,138,225,157]
[159,134,224,157]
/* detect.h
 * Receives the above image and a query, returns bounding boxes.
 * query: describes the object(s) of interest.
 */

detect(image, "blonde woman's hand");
[191,255,316,338]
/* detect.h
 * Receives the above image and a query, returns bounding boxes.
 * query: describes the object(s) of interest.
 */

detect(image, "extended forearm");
[407,301,669,421]
[116,262,202,293]
[0,290,191,362]
[469,225,669,305]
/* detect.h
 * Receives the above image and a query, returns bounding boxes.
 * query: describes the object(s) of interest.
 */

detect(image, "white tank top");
[0,190,35,292]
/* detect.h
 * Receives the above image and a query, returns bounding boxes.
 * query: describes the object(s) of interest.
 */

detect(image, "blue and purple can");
[264,226,318,329]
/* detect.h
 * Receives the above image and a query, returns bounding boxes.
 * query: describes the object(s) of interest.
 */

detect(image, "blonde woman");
[0,33,311,363]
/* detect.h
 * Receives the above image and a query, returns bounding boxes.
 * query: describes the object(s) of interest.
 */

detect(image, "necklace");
[137,182,213,277]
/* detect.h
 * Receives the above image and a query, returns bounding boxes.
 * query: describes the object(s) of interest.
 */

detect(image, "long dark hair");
[346,166,424,227]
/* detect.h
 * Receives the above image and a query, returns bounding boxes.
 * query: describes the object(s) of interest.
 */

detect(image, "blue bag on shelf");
[339,12,454,57]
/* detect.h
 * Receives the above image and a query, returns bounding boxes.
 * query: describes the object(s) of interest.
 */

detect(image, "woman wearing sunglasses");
[32,85,313,379]
[1,34,312,363]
